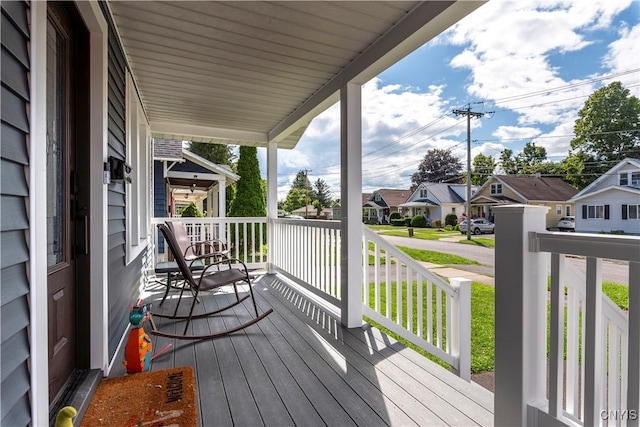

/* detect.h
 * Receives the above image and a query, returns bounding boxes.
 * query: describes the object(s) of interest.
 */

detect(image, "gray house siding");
[154,161,166,252]
[103,8,146,360]
[1,1,32,426]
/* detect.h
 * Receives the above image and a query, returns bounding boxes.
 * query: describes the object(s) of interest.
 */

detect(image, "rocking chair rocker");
[150,223,273,340]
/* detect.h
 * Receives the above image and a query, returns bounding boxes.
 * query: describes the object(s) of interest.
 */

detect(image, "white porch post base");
[340,82,363,328]
[494,205,548,425]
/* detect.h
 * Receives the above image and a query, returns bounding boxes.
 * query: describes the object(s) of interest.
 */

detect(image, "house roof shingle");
[371,189,412,207]
[497,175,577,201]
[153,138,184,161]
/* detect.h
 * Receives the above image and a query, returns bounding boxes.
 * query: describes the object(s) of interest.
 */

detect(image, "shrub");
[444,224,454,231]
[390,219,406,226]
[445,213,458,227]
[389,212,401,220]
[405,218,412,226]
[410,215,427,228]
[432,219,442,228]
[180,202,203,218]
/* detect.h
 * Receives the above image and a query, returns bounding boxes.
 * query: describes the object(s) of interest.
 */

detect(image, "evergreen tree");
[186,141,235,165]
[229,146,265,217]
[283,170,315,212]
[313,178,332,208]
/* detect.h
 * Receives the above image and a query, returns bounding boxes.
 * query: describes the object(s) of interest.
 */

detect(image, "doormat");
[81,367,197,427]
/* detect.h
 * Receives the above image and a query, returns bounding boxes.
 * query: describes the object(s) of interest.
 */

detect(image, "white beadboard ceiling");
[107,1,483,149]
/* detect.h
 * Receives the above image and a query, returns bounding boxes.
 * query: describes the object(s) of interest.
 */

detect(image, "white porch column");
[266,141,278,274]
[217,178,226,218]
[340,82,363,328]
[494,205,548,425]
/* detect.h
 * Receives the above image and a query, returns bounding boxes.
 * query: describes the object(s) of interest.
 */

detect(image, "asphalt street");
[379,234,630,286]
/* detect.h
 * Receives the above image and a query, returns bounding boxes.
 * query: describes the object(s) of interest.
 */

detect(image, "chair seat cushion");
[199,268,247,291]
[155,260,204,274]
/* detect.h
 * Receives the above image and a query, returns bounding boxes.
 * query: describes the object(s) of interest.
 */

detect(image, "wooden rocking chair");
[150,223,273,340]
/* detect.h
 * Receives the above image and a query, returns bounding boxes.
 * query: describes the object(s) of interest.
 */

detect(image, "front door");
[46,2,89,403]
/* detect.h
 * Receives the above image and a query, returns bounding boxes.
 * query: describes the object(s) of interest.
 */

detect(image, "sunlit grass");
[458,237,495,248]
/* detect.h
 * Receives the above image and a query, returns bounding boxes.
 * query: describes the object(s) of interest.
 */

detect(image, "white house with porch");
[400,182,477,224]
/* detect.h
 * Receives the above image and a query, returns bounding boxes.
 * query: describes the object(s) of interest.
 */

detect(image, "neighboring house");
[290,204,334,220]
[362,189,412,222]
[471,175,578,228]
[399,183,478,224]
[569,158,640,234]
[153,139,239,218]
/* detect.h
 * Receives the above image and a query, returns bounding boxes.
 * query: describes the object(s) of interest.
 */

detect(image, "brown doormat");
[81,367,197,427]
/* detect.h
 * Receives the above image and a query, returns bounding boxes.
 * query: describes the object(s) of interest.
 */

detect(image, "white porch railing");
[271,218,341,305]
[150,216,472,380]
[494,205,639,427]
[362,227,472,380]
[150,217,268,270]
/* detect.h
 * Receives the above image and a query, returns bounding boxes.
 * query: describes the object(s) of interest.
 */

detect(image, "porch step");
[49,369,101,427]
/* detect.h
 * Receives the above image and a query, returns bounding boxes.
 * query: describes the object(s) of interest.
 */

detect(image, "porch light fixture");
[191,175,197,193]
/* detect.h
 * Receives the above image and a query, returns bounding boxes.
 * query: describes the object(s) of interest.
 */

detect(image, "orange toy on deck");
[123,302,153,373]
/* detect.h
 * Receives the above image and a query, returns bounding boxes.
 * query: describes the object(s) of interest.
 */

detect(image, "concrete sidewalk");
[418,261,495,286]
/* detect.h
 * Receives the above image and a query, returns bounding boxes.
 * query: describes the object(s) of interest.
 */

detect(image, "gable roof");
[474,175,578,202]
[368,189,412,208]
[571,158,640,200]
[153,138,184,161]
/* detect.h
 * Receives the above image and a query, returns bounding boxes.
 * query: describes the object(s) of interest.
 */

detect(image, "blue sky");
[261,0,640,200]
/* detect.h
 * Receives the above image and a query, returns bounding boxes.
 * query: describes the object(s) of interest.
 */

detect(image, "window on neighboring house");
[490,183,502,195]
[420,189,428,198]
[565,205,571,216]
[582,204,609,220]
[622,204,640,220]
[451,207,456,213]
[556,205,562,215]
[374,194,381,202]
[632,172,640,186]
[619,173,628,186]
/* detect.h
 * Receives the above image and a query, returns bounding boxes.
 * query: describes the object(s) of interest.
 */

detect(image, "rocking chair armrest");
[184,239,228,256]
[198,257,249,278]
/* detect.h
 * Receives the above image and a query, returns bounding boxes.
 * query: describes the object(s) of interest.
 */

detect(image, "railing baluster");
[628,261,640,427]
[584,257,603,427]
[566,286,579,416]
[436,288,443,349]
[427,280,433,343]
[417,274,423,339]
[407,267,413,333]
[549,253,564,418]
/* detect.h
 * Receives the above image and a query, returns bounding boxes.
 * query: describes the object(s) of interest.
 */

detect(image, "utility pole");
[453,105,485,240]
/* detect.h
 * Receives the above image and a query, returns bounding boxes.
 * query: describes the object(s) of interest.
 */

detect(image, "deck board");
[108,273,494,427]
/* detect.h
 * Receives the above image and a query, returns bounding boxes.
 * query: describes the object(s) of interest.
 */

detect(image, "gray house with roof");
[399,183,478,224]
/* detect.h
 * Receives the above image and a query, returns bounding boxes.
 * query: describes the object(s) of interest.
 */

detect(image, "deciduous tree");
[471,154,496,185]
[568,81,640,188]
[411,149,463,189]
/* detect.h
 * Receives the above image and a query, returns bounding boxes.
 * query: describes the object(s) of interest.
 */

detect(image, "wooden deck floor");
[110,273,494,426]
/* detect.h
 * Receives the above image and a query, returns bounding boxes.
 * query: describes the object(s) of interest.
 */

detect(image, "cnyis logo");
[600,410,638,421]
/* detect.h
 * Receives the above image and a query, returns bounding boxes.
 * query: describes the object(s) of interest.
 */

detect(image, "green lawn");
[368,224,460,240]
[397,245,480,265]
[458,237,495,248]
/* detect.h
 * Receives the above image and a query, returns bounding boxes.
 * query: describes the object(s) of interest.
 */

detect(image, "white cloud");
[492,126,542,140]
[603,23,640,96]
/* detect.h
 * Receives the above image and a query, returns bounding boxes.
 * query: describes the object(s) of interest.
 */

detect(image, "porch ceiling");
[107,1,483,149]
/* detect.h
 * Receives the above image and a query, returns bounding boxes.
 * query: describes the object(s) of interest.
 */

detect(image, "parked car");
[285,215,304,220]
[459,218,495,235]
[557,216,575,231]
